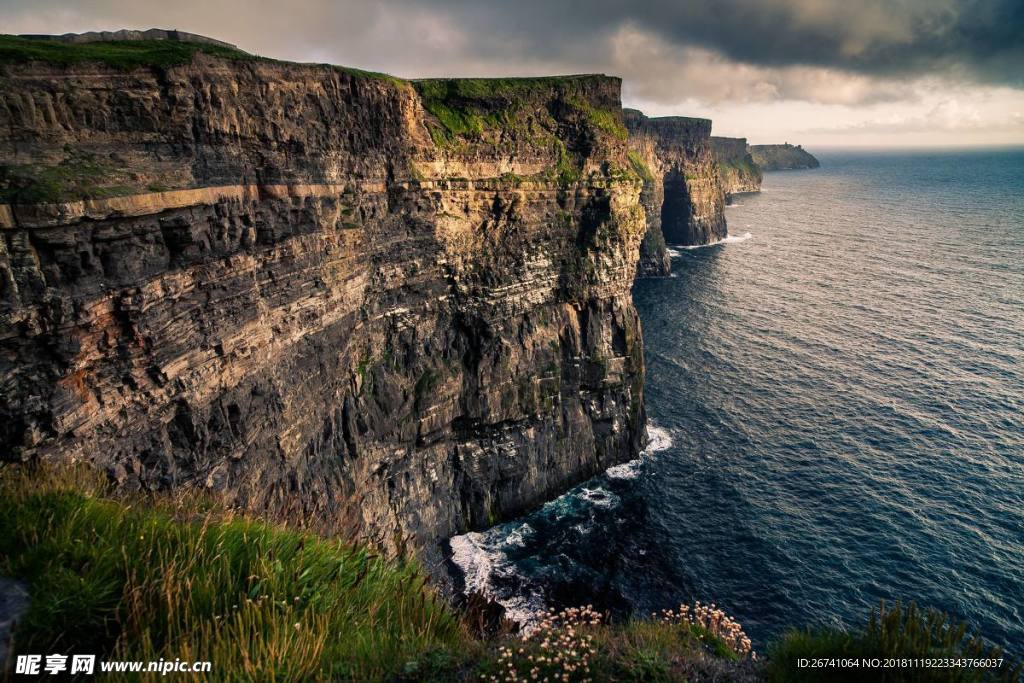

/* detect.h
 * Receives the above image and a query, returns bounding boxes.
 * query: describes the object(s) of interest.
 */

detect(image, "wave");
[448,531,547,627]
[605,423,675,480]
[448,421,675,629]
[678,232,753,250]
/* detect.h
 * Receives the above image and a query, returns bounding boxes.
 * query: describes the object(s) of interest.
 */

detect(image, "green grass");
[718,157,761,180]
[768,602,1021,683]
[3,465,1017,681]
[628,151,655,184]
[0,466,467,681]
[412,75,625,153]
[0,35,404,85]
[0,35,253,70]
[554,139,582,185]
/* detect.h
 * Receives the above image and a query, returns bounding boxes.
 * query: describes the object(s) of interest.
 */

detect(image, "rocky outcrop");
[624,110,727,276]
[750,144,820,171]
[0,46,648,559]
[711,136,762,201]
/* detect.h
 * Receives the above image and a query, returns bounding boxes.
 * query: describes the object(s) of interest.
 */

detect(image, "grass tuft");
[1,147,134,204]
[0,464,467,681]
[3,465,1016,681]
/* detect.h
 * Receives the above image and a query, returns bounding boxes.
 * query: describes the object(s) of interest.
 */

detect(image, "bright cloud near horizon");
[3,0,1023,147]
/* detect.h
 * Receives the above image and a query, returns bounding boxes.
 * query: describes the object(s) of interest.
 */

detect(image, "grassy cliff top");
[0,34,406,84]
[0,34,254,69]
[413,74,627,148]
[624,108,712,127]
[0,465,763,681]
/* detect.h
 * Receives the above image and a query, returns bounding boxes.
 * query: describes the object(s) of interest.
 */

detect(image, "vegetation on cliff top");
[0,34,402,83]
[717,156,761,180]
[0,35,253,69]
[413,76,627,148]
[2,464,1018,681]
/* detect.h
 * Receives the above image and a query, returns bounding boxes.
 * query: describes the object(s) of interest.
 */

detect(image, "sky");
[3,0,1023,147]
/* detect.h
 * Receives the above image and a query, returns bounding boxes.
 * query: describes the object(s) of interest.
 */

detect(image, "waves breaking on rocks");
[447,423,675,630]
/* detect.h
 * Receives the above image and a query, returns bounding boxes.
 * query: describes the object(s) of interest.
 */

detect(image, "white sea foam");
[646,424,675,453]
[505,522,534,548]
[679,232,753,250]
[449,531,547,628]
[449,422,675,629]
[578,486,618,508]
[605,423,674,479]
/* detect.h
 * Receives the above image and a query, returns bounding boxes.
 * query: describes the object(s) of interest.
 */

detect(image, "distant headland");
[750,143,821,170]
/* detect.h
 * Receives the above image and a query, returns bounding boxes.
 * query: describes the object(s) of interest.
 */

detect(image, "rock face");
[624,110,727,276]
[750,144,820,171]
[0,49,648,558]
[711,136,762,201]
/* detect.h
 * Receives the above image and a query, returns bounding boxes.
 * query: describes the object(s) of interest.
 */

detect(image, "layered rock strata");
[0,48,648,558]
[710,136,762,201]
[624,109,727,276]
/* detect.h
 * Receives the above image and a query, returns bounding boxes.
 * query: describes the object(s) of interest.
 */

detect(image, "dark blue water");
[451,148,1024,653]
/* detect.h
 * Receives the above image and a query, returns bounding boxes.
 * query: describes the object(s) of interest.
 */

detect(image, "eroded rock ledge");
[0,52,648,558]
[624,109,727,277]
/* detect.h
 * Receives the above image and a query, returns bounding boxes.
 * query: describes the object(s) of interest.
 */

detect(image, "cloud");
[804,99,1024,135]
[2,0,1021,87]
[380,0,1024,87]
[1,0,1021,144]
[607,25,915,106]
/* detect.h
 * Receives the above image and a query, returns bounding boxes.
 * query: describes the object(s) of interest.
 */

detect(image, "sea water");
[449,148,1024,652]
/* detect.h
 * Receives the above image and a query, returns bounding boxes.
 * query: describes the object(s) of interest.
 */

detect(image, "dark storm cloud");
[1,0,1022,106]
[410,0,1024,87]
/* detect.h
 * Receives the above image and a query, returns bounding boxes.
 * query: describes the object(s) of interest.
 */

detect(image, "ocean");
[449,148,1024,653]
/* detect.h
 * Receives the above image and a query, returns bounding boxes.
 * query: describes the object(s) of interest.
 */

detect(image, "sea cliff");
[750,143,820,170]
[624,109,727,277]
[0,39,648,557]
[711,136,762,201]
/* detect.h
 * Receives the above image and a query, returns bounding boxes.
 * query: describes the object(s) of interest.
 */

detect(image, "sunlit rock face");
[0,51,648,556]
[711,136,763,202]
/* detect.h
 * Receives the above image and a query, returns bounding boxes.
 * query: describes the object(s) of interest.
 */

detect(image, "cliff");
[749,143,820,171]
[624,109,727,276]
[0,38,648,558]
[711,136,762,201]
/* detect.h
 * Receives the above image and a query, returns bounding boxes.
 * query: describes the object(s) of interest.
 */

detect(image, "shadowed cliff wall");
[624,110,726,276]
